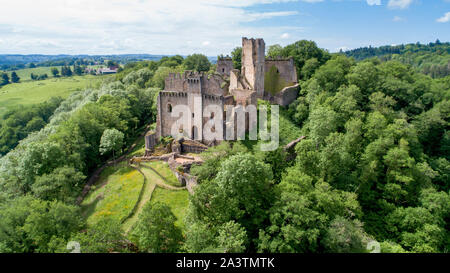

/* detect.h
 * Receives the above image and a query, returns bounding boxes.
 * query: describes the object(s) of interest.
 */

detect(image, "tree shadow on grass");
[80,194,103,220]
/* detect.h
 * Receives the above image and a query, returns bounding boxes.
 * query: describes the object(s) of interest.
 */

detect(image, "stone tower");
[241,37,265,98]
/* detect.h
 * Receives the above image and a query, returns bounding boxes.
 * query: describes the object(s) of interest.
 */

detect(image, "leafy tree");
[216,221,248,253]
[0,196,83,253]
[11,72,20,83]
[51,67,59,77]
[31,166,86,204]
[130,202,183,253]
[267,44,283,58]
[231,47,242,70]
[1,73,10,85]
[301,58,320,80]
[278,40,331,78]
[73,65,83,76]
[183,54,211,72]
[69,219,128,253]
[99,128,124,164]
[258,168,362,253]
[322,216,368,253]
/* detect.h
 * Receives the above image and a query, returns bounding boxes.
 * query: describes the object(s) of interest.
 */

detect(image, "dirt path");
[122,175,157,234]
[141,165,186,191]
[122,163,186,234]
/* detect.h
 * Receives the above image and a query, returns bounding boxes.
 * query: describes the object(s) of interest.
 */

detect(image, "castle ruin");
[152,37,299,150]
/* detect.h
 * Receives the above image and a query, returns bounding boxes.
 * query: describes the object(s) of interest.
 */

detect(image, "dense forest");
[344,41,450,78]
[0,40,448,253]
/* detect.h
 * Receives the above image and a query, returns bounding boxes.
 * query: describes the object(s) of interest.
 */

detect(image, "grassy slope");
[145,161,181,187]
[0,75,108,115]
[150,187,189,231]
[81,162,144,227]
[123,163,188,233]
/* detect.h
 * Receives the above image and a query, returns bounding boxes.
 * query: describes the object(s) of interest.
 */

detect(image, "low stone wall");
[273,83,299,106]
[131,152,202,195]
[173,171,198,195]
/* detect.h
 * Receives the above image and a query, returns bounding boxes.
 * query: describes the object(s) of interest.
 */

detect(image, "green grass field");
[144,161,181,187]
[1,67,55,82]
[1,65,104,82]
[0,75,108,115]
[150,187,189,231]
[81,162,145,227]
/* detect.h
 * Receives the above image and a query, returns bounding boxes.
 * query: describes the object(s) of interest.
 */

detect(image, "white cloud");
[388,0,413,9]
[366,0,381,6]
[336,46,349,51]
[436,12,450,23]
[281,33,290,39]
[0,0,309,55]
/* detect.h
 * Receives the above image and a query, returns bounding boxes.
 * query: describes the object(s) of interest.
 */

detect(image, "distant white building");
[97,67,118,75]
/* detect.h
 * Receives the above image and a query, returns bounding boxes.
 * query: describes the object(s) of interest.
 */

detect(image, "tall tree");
[1,73,10,85]
[130,202,183,253]
[99,128,124,165]
[183,54,211,72]
[51,67,59,77]
[231,47,242,70]
[11,72,20,83]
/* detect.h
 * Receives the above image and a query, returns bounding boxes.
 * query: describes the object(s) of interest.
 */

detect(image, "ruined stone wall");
[242,37,265,97]
[201,74,225,96]
[230,89,256,106]
[265,58,298,84]
[273,83,300,107]
[144,131,156,156]
[216,57,233,76]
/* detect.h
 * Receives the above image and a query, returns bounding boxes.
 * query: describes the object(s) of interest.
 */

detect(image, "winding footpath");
[122,163,186,234]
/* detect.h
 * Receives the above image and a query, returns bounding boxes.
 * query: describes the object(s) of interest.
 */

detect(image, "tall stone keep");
[241,37,265,98]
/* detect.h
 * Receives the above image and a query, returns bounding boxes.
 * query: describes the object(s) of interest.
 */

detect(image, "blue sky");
[0,0,448,55]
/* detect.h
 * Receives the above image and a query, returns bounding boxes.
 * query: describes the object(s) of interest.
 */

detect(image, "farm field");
[0,65,106,82]
[0,75,108,115]
[1,67,55,81]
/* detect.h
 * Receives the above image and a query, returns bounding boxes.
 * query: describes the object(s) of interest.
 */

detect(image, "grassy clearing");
[81,162,144,227]
[0,75,108,115]
[142,161,181,187]
[150,187,189,231]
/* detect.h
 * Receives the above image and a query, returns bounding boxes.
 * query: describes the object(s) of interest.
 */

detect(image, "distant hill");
[344,40,450,78]
[0,54,217,70]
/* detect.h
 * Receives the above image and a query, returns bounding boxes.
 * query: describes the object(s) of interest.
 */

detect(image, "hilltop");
[344,40,450,78]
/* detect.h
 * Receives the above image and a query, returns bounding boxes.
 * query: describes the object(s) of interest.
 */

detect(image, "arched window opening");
[167,103,172,113]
